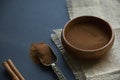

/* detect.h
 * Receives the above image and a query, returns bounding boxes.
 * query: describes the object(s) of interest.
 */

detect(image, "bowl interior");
[63,16,112,51]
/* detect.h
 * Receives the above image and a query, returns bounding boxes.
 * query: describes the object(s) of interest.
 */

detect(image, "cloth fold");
[51,28,120,80]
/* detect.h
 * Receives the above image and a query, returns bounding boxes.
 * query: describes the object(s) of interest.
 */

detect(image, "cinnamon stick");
[2,59,25,80]
[3,61,19,80]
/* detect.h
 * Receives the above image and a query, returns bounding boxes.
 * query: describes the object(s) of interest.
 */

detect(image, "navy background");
[0,0,75,80]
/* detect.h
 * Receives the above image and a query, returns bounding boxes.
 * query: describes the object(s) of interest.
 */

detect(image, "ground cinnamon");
[65,23,110,50]
[30,42,53,65]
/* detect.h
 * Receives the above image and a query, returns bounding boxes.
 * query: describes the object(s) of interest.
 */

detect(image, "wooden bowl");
[61,16,114,59]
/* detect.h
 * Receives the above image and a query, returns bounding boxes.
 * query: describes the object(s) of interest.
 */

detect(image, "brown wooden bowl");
[61,16,114,60]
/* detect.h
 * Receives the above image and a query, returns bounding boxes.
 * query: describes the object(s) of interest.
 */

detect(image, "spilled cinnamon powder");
[30,42,53,65]
[65,23,110,50]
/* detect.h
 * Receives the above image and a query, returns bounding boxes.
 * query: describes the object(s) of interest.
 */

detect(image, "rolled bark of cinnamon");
[2,59,25,80]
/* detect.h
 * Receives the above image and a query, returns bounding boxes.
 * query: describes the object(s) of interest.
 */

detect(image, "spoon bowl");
[32,43,67,80]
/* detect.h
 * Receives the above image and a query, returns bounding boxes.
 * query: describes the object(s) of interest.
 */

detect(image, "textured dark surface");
[0,0,75,80]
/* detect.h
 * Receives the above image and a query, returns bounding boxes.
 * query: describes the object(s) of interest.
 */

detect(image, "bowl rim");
[62,16,114,52]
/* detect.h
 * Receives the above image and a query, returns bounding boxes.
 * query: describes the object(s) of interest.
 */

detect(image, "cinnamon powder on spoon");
[30,42,53,65]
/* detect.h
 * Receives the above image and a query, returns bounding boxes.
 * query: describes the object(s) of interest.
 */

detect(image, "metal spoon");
[36,43,67,80]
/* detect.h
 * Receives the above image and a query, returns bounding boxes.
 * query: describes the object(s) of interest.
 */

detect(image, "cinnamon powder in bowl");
[61,16,114,59]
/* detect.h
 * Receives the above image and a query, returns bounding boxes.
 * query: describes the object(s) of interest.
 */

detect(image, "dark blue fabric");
[0,0,75,80]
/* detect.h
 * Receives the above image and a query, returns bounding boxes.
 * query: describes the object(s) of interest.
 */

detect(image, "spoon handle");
[51,63,67,80]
